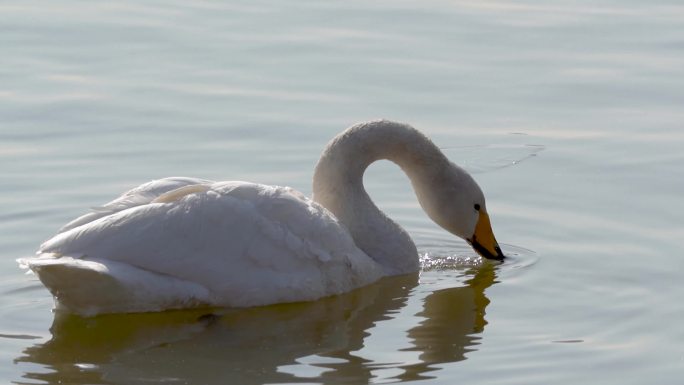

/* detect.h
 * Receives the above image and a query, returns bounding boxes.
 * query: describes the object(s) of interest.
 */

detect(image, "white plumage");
[19,120,503,316]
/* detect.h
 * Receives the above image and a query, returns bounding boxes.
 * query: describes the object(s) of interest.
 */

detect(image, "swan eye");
[474,203,481,211]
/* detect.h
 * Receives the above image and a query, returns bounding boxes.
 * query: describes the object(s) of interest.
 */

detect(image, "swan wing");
[59,177,213,233]
[26,181,382,314]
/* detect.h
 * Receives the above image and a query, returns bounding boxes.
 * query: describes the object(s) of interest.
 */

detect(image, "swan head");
[414,162,505,261]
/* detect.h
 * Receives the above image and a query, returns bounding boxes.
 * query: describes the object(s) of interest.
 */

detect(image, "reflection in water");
[16,265,497,384]
[399,265,496,381]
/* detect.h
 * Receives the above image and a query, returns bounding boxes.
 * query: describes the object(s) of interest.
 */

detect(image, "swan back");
[25,181,384,315]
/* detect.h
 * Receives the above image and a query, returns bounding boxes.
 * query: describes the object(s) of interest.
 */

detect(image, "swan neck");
[312,121,448,274]
[314,121,448,191]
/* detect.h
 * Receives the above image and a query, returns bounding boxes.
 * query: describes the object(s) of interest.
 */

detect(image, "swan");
[19,120,504,316]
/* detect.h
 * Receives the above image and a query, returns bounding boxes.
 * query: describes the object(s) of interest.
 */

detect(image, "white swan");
[19,120,504,316]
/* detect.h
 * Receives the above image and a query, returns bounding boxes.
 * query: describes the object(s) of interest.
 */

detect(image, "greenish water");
[1,1,683,384]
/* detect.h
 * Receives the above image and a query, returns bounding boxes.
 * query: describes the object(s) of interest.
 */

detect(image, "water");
[1,0,683,383]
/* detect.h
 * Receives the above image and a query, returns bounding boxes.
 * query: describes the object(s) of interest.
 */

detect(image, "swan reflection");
[17,265,497,384]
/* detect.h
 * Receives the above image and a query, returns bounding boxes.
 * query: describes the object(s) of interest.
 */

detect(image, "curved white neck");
[312,120,450,275]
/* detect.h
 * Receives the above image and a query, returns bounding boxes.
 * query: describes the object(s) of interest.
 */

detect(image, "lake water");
[1,0,683,384]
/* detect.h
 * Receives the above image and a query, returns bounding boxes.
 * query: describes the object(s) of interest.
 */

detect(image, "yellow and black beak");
[467,211,505,261]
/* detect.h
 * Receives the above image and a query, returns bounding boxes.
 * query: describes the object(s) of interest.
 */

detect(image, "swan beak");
[468,211,505,261]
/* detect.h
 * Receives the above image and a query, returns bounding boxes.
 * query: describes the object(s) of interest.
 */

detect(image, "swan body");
[20,120,503,316]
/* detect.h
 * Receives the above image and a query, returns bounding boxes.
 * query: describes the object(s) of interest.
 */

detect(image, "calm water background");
[2,0,683,384]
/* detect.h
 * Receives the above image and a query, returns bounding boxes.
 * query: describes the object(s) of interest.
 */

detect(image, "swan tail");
[19,255,212,316]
